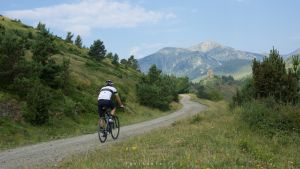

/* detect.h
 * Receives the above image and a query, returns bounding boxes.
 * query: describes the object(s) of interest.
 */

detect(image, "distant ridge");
[285,48,300,58]
[138,41,265,80]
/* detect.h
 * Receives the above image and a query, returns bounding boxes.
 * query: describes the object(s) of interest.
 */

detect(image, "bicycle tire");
[110,115,120,139]
[98,119,107,143]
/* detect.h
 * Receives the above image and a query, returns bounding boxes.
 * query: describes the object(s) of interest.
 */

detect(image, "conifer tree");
[88,39,106,61]
[127,55,139,70]
[252,47,298,103]
[112,53,119,66]
[74,35,82,48]
[120,59,127,65]
[36,22,46,31]
[106,52,113,59]
[65,32,74,43]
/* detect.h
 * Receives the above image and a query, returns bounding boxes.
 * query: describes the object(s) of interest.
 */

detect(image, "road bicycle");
[98,107,120,143]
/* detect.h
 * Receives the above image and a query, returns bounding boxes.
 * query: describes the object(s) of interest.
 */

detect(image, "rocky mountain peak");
[189,41,223,52]
[157,47,190,55]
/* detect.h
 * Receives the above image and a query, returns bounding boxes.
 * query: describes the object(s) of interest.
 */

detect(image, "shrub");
[231,78,254,107]
[238,98,300,136]
[24,82,51,125]
[195,84,223,101]
[136,65,180,110]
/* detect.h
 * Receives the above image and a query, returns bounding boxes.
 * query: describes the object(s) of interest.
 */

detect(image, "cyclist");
[98,80,124,130]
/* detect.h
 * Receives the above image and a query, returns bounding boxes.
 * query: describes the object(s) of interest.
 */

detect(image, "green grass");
[57,95,300,169]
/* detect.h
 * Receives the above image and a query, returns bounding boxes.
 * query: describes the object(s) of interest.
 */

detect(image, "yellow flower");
[131,146,137,151]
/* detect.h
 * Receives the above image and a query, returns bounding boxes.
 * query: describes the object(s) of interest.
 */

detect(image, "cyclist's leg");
[98,100,105,128]
[109,101,116,116]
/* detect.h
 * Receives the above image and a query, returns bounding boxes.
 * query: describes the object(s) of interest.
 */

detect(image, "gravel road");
[0,94,206,169]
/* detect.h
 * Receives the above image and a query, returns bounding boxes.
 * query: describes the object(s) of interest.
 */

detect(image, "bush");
[238,98,300,136]
[231,78,254,107]
[194,84,223,101]
[136,65,180,110]
[24,82,51,125]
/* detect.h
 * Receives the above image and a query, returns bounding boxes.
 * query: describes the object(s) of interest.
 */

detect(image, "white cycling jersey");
[98,86,117,100]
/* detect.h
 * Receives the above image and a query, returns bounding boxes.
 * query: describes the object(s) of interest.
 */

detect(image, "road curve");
[0,94,206,169]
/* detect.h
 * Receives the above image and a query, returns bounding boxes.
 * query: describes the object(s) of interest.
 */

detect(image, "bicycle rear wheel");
[98,119,107,143]
[110,115,120,139]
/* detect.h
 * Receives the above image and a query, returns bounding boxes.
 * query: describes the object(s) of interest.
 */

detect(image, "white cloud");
[4,0,175,36]
[129,46,140,56]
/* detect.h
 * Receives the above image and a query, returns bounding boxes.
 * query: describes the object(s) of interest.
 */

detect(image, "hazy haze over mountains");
[285,48,300,58]
[138,41,265,80]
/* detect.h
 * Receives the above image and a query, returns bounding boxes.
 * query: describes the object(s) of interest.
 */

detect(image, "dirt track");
[0,94,206,169]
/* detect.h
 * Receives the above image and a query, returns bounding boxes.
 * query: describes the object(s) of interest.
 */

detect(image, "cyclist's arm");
[115,94,123,107]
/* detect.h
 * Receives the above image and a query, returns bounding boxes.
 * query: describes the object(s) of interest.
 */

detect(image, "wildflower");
[131,146,137,151]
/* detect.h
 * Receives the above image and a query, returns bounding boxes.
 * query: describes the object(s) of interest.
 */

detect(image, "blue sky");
[1,0,300,58]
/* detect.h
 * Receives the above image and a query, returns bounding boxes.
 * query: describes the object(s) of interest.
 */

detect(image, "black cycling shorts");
[98,99,115,118]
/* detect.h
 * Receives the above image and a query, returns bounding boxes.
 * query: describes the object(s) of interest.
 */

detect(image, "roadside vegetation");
[191,74,239,101]
[57,48,300,169]
[0,16,186,150]
[137,65,189,110]
[57,96,299,169]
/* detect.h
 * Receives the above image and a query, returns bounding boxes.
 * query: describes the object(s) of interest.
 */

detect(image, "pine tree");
[74,35,82,48]
[32,33,57,65]
[65,32,74,43]
[291,55,300,77]
[36,22,50,36]
[88,39,106,61]
[120,59,127,65]
[127,55,139,70]
[0,32,25,88]
[148,65,161,83]
[36,22,46,31]
[106,52,113,59]
[252,47,298,103]
[25,81,51,125]
[112,53,119,66]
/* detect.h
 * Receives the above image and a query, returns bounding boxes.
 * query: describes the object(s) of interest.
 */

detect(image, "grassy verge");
[57,96,300,169]
[0,101,181,150]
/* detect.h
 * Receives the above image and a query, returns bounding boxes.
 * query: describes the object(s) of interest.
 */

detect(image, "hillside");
[138,41,265,80]
[0,16,180,149]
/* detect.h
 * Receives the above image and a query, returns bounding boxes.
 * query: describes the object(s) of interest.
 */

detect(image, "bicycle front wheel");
[98,122,107,143]
[110,116,120,139]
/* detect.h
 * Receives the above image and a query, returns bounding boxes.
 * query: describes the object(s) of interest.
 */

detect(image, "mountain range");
[138,41,264,80]
[138,41,300,81]
[284,48,300,58]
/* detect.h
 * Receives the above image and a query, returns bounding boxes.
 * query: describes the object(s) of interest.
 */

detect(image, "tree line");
[63,29,140,71]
